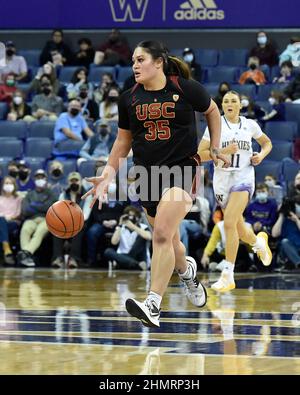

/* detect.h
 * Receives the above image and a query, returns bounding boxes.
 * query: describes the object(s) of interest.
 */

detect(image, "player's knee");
[224,217,238,231]
[153,227,171,245]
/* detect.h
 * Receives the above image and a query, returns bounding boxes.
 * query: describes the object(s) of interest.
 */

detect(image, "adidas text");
[175,9,225,20]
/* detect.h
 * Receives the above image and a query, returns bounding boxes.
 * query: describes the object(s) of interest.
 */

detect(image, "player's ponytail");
[166,55,191,79]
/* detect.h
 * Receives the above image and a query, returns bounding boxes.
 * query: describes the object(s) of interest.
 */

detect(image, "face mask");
[256,192,268,202]
[268,97,276,105]
[265,179,275,187]
[257,36,267,45]
[70,108,80,116]
[70,183,80,192]
[3,184,14,193]
[19,170,29,181]
[42,87,51,95]
[79,91,88,99]
[184,54,194,63]
[6,49,14,57]
[6,79,15,87]
[13,96,23,105]
[35,179,47,188]
[8,170,18,178]
[108,96,118,102]
[100,128,108,138]
[108,183,117,195]
[296,204,300,216]
[241,99,249,108]
[128,214,137,224]
[296,184,300,191]
[51,168,62,178]
[249,63,257,70]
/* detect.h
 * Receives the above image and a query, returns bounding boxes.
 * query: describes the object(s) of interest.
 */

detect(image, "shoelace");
[183,277,199,291]
[145,299,160,316]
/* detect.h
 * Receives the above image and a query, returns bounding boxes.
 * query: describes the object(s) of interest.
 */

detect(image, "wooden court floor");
[0,267,300,375]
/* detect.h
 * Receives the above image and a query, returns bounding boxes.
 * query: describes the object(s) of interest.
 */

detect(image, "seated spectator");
[53,99,94,147]
[0,176,22,265]
[29,80,64,122]
[239,56,266,85]
[99,86,119,122]
[66,67,93,101]
[261,90,285,123]
[288,171,300,198]
[264,174,284,206]
[240,94,266,120]
[40,29,74,66]
[78,121,110,163]
[78,83,99,122]
[47,160,66,199]
[200,220,252,272]
[284,73,300,102]
[74,38,95,68]
[249,31,278,68]
[93,72,116,104]
[94,29,131,66]
[104,206,151,270]
[7,160,19,180]
[272,61,295,84]
[182,47,202,82]
[7,89,32,121]
[213,82,231,111]
[86,178,125,266]
[51,172,92,269]
[0,73,17,104]
[17,169,56,267]
[30,63,61,96]
[16,160,35,196]
[279,37,300,67]
[0,41,27,82]
[245,183,278,234]
[272,196,300,270]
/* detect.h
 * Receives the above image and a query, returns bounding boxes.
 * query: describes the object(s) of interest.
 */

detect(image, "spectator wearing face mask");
[78,84,99,122]
[240,94,266,120]
[0,176,22,265]
[78,121,110,165]
[239,56,266,85]
[181,48,202,82]
[7,89,32,121]
[30,64,61,96]
[213,82,231,111]
[53,99,94,147]
[104,206,152,270]
[16,160,35,196]
[0,73,17,104]
[279,37,300,67]
[272,61,295,84]
[30,79,64,121]
[94,29,131,66]
[264,174,283,206]
[245,183,278,235]
[99,86,119,122]
[288,171,300,198]
[47,160,66,199]
[7,161,19,180]
[17,169,56,267]
[249,31,278,68]
[0,41,28,82]
[261,90,285,123]
[51,172,92,269]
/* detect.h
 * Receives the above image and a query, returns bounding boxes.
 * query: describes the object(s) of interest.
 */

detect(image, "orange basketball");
[46,200,84,239]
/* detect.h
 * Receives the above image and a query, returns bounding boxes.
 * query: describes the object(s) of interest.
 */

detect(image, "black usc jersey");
[118,77,211,167]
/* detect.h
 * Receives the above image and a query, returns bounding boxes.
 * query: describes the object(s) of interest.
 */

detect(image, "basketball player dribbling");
[198,90,273,293]
[82,40,229,328]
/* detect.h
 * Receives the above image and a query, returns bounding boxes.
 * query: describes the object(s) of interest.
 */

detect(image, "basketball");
[46,200,84,239]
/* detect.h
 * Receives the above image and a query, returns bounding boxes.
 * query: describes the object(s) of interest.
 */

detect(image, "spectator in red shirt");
[94,29,131,66]
[0,73,17,104]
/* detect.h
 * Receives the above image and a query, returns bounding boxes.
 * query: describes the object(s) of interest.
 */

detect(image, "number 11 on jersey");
[230,153,240,168]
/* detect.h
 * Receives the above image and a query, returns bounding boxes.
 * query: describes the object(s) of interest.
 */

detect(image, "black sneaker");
[125,298,160,328]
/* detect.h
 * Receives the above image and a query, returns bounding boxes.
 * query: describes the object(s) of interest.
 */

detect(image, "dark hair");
[256,183,268,191]
[136,40,191,79]
[281,60,293,69]
[71,67,88,84]
[124,205,142,218]
[270,90,285,103]
[223,90,241,101]
[40,74,52,85]
[78,37,92,46]
[52,29,63,37]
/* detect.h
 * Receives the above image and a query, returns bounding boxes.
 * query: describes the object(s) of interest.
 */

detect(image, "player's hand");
[81,175,110,209]
[201,254,210,268]
[223,142,239,155]
[210,147,231,168]
[251,152,263,166]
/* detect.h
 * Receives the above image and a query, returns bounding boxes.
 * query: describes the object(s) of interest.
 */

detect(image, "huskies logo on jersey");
[174,0,225,21]
[215,194,223,202]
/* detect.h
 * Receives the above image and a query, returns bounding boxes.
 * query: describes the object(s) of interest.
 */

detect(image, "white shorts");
[213,167,255,209]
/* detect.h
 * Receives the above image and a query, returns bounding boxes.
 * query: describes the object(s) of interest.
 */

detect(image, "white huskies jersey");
[202,115,263,172]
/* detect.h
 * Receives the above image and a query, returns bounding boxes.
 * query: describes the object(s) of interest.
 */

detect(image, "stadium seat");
[78,160,96,178]
[117,66,133,84]
[270,66,280,82]
[18,49,41,67]
[58,67,80,83]
[267,141,293,161]
[53,140,85,157]
[22,157,45,173]
[0,121,28,139]
[170,48,183,57]
[0,158,11,176]
[0,138,23,158]
[219,49,248,67]
[28,121,55,139]
[25,137,53,158]
[0,103,8,120]
[282,157,300,184]
[206,67,238,83]
[16,82,32,100]
[231,84,256,99]
[285,103,300,132]
[264,121,297,142]
[89,67,117,84]
[256,84,285,101]
[194,49,219,66]
[255,160,282,182]
[255,100,272,113]
[203,83,219,97]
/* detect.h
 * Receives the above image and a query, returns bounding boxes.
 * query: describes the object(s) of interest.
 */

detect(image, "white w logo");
[109,0,149,22]
[180,0,217,9]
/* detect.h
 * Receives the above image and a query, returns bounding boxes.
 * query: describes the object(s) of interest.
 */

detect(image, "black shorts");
[131,154,201,218]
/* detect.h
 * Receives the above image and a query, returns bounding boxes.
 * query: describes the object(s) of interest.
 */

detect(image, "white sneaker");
[125,298,160,328]
[216,259,227,272]
[211,269,235,293]
[179,256,207,307]
[252,232,272,266]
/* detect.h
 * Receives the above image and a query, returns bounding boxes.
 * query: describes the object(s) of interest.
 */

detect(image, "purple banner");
[0,0,299,29]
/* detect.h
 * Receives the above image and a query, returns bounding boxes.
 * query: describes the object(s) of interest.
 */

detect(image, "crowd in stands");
[0,29,300,272]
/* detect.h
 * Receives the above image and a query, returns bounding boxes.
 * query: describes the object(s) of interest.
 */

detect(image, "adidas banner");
[0,0,299,28]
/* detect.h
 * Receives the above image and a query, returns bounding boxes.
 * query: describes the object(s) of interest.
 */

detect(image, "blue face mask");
[296,204,300,216]
[256,192,268,202]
